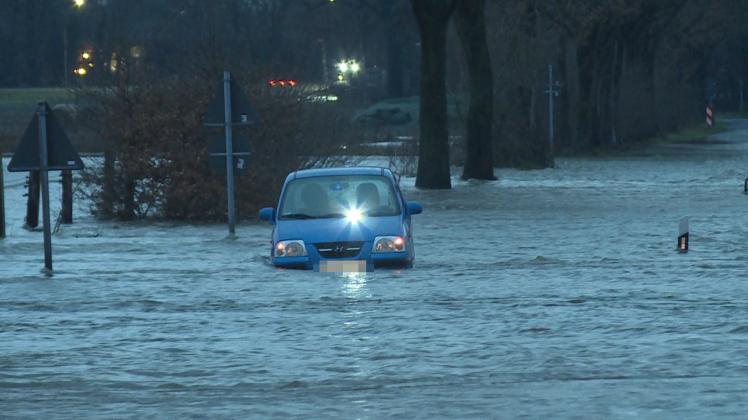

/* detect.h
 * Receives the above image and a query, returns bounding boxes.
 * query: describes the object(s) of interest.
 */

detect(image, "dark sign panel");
[8,103,84,172]
[203,78,258,126]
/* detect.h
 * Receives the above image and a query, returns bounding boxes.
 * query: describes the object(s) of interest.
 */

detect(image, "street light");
[64,0,86,85]
[336,59,362,83]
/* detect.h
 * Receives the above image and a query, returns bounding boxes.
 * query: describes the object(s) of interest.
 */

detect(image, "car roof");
[288,166,392,180]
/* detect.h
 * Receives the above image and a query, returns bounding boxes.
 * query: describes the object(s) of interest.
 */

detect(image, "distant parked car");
[259,167,423,271]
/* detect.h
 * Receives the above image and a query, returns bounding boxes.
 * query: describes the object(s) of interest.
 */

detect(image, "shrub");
[79,74,355,221]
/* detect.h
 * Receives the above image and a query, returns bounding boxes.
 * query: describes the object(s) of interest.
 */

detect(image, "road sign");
[6,102,84,271]
[208,134,250,176]
[204,77,258,127]
[203,71,259,235]
[8,103,84,172]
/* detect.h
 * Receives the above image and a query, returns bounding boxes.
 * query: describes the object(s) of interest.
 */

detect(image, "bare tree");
[455,0,495,180]
[411,0,456,189]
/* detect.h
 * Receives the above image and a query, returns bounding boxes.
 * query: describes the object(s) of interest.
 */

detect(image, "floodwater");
[2,121,748,418]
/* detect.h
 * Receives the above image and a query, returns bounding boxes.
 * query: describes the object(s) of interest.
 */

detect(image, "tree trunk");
[411,0,455,189]
[455,0,495,180]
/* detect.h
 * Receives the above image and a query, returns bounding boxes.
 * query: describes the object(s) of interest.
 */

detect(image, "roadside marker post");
[203,71,258,236]
[7,102,84,272]
[706,103,715,128]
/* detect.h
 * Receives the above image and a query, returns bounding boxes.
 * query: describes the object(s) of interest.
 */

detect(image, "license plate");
[317,260,369,273]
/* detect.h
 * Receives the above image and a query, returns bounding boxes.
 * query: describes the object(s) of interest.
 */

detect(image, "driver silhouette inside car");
[356,182,380,213]
[298,183,329,216]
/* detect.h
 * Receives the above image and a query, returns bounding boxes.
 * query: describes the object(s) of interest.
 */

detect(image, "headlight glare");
[275,240,307,257]
[373,236,406,253]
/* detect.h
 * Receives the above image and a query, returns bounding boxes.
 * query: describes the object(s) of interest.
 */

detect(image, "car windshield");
[279,175,401,220]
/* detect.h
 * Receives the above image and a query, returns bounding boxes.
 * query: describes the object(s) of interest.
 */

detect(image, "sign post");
[7,102,84,272]
[223,72,237,234]
[38,105,53,270]
[0,155,4,239]
[203,71,257,236]
[544,64,561,168]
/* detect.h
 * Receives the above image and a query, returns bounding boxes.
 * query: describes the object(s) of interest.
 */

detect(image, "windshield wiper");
[317,213,346,219]
[281,213,315,220]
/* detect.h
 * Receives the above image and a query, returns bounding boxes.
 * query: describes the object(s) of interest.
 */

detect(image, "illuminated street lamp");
[64,0,86,85]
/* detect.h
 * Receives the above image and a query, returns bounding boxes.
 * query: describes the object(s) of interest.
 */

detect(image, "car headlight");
[275,240,307,257]
[372,236,405,253]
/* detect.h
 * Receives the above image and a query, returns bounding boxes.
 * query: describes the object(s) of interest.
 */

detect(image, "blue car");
[259,167,423,270]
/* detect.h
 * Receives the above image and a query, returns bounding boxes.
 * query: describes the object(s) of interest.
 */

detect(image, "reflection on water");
[340,272,369,299]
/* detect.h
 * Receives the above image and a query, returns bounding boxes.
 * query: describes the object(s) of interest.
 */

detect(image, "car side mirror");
[406,201,423,215]
[259,207,275,224]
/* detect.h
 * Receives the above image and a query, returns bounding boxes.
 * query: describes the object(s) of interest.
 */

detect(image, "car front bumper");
[272,246,411,270]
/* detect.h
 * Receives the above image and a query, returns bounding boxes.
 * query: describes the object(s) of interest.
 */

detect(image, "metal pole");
[38,103,53,271]
[0,155,5,239]
[548,64,555,152]
[223,71,236,235]
[63,25,69,87]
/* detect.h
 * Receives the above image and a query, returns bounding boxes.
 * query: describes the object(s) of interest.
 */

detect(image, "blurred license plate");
[318,260,368,273]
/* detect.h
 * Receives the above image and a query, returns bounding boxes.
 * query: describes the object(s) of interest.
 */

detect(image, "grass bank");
[0,88,76,152]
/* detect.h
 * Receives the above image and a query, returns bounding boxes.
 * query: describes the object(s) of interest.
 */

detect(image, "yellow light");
[349,61,360,73]
[337,74,344,81]
[81,51,91,60]
[74,67,87,76]
[336,61,349,73]
[73,0,85,7]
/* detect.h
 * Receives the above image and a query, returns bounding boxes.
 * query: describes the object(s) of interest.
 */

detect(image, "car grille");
[314,241,364,258]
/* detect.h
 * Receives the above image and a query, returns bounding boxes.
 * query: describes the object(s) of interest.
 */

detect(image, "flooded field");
[2,121,748,418]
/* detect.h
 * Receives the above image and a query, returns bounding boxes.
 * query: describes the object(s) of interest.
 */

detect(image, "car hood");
[276,216,402,243]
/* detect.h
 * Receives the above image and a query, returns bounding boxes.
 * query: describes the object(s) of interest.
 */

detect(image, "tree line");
[412,0,748,187]
[2,0,748,205]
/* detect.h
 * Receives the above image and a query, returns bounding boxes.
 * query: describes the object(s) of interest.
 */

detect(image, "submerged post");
[223,71,236,235]
[37,103,53,271]
[26,170,40,228]
[61,169,73,224]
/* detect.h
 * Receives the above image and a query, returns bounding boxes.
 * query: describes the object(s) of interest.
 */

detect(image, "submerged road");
[1,120,748,418]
